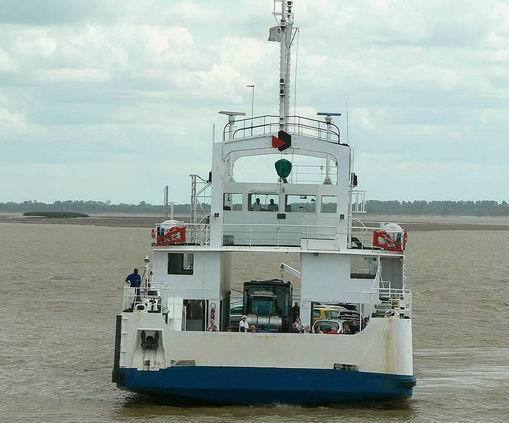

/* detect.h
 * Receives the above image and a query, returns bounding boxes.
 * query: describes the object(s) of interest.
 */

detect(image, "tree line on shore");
[366,200,509,216]
[1,200,509,216]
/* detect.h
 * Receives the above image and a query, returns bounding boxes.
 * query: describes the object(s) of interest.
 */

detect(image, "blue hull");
[115,366,416,405]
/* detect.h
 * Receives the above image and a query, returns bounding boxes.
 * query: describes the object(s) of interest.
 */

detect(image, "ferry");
[112,0,416,405]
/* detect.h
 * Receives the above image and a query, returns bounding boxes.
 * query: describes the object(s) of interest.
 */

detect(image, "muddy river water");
[1,222,508,422]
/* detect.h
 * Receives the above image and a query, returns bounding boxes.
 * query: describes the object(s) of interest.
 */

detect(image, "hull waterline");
[115,366,416,405]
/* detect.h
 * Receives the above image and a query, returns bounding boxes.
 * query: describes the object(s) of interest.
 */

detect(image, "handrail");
[122,283,172,313]
[352,217,367,230]
[223,222,339,247]
[223,114,341,143]
[359,287,413,319]
[154,222,210,247]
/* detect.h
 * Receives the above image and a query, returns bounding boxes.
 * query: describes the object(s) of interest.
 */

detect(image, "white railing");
[183,223,210,246]
[222,223,337,247]
[224,115,342,143]
[350,219,379,250]
[122,283,172,313]
[154,223,210,247]
[290,164,338,184]
[360,287,412,319]
[351,190,367,214]
[350,220,407,253]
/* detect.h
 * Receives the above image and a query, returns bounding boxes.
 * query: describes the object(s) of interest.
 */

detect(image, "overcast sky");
[1,0,508,203]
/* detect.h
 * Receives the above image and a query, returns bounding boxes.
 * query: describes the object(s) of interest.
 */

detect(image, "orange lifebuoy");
[156,226,186,246]
[372,230,407,253]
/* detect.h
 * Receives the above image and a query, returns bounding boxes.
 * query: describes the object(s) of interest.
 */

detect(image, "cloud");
[0,0,508,202]
[0,0,117,25]
[37,68,110,82]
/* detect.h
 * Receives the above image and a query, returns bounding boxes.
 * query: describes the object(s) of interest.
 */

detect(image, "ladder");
[190,174,211,225]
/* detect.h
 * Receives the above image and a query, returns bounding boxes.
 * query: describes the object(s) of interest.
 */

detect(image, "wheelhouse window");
[223,193,243,211]
[285,195,316,212]
[321,195,337,213]
[248,193,279,211]
[168,253,194,275]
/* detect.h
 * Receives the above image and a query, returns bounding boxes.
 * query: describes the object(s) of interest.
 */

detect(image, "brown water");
[1,223,508,422]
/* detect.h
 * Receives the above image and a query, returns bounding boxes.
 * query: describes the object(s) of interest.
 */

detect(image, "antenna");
[317,112,342,117]
[346,102,350,145]
[219,111,246,140]
[317,112,342,184]
[269,0,297,131]
[293,27,300,116]
[218,110,246,117]
[163,185,169,220]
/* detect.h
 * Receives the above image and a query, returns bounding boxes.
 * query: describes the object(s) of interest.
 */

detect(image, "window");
[168,253,194,275]
[350,256,377,279]
[321,195,337,213]
[248,193,279,211]
[223,193,243,211]
[248,297,277,315]
[285,195,316,212]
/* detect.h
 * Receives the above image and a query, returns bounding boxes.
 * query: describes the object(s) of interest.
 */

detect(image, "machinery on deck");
[243,279,292,332]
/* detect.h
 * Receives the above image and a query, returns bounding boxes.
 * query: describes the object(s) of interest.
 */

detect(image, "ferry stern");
[112,0,415,406]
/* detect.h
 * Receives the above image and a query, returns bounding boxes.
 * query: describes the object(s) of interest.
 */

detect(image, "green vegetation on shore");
[2,199,509,216]
[366,200,509,216]
[23,211,89,218]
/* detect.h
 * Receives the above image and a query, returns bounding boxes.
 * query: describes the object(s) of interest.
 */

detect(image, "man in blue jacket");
[125,268,141,287]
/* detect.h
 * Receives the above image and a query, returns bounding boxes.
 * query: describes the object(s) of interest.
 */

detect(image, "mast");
[164,185,169,220]
[270,0,295,131]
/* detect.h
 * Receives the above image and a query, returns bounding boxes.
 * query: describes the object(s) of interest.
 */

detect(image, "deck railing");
[360,287,412,319]
[183,223,210,246]
[153,220,406,252]
[222,223,337,247]
[351,190,367,214]
[350,220,406,253]
[154,223,210,247]
[122,283,172,313]
[223,115,341,143]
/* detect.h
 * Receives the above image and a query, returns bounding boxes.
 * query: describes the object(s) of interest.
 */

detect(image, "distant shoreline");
[1,212,509,231]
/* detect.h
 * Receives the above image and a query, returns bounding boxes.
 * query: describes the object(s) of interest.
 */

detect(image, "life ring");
[156,226,186,246]
[373,230,408,252]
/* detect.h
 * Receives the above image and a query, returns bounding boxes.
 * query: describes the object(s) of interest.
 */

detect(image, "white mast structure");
[270,0,297,131]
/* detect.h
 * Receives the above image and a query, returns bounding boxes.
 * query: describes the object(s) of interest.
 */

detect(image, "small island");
[23,211,89,218]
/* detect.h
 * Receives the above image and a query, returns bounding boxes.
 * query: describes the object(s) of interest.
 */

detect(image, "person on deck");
[125,268,141,288]
[267,199,278,211]
[341,321,353,335]
[125,268,142,309]
[251,198,262,211]
[239,315,249,332]
[207,320,219,332]
[291,302,300,322]
[292,317,305,333]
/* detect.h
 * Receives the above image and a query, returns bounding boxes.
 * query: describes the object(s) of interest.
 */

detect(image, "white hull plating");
[118,313,413,376]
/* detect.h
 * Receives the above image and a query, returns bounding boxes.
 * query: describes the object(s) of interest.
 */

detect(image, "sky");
[1,0,508,203]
